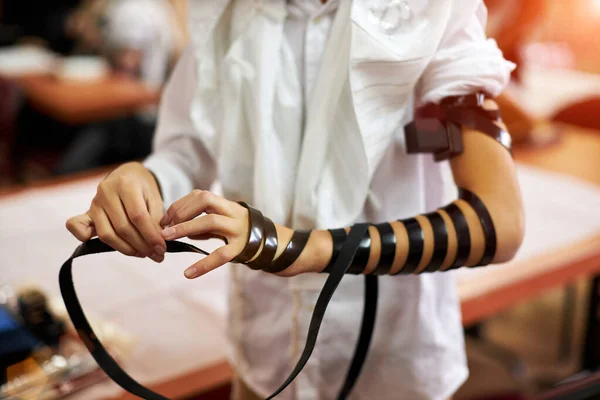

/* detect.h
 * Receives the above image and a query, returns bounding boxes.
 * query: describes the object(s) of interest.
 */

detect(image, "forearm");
[271,176,523,277]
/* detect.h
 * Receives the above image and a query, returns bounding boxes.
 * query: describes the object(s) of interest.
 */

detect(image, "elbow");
[492,204,525,264]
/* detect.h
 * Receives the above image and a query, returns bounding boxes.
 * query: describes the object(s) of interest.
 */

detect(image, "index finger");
[121,186,166,254]
[161,190,234,227]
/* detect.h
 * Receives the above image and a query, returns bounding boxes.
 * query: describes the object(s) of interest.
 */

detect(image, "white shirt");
[144,1,514,399]
[285,0,339,129]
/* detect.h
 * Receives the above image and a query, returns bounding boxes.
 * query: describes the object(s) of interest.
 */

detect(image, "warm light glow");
[593,0,600,13]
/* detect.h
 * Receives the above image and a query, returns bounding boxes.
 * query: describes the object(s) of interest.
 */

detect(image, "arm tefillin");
[234,192,497,275]
[232,93,508,275]
[405,92,512,160]
[234,202,311,272]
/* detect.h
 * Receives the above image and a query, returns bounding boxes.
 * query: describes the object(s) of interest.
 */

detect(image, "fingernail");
[150,254,164,263]
[184,267,197,279]
[154,245,166,256]
[162,227,175,239]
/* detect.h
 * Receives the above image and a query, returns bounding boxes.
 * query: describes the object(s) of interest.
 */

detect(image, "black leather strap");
[59,240,209,400]
[445,107,512,154]
[441,93,502,121]
[247,217,278,270]
[396,218,424,274]
[441,92,487,109]
[477,107,502,122]
[441,204,471,270]
[459,189,497,266]
[372,223,396,275]
[406,92,512,161]
[60,224,376,400]
[265,223,372,399]
[234,202,264,264]
[324,228,347,274]
[348,230,371,275]
[337,275,378,399]
[423,212,448,272]
[264,230,311,274]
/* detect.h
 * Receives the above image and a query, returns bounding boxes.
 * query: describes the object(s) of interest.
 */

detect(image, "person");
[54,0,184,175]
[66,1,525,399]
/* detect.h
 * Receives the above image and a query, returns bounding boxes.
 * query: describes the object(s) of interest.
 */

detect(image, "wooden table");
[14,74,160,125]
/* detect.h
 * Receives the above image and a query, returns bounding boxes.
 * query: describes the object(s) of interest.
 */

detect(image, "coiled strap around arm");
[347,230,372,275]
[234,202,265,265]
[423,212,449,272]
[59,224,377,400]
[395,218,424,274]
[263,230,311,274]
[323,228,348,274]
[371,223,396,276]
[459,188,497,266]
[442,204,471,270]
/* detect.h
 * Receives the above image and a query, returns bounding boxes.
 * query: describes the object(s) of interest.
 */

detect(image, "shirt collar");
[287,0,339,19]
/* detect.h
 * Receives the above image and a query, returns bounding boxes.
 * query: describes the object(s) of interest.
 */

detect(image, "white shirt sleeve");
[143,45,218,208]
[416,0,516,105]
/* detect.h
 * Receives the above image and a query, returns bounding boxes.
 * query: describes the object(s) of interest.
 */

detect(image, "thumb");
[66,212,97,242]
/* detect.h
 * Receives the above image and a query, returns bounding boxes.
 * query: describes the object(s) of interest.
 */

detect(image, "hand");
[66,162,166,262]
[160,190,251,279]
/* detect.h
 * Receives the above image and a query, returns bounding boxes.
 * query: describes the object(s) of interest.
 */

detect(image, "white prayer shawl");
[145,1,514,398]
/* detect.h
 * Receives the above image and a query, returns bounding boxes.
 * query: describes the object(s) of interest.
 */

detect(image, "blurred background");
[0,0,189,185]
[1,1,600,399]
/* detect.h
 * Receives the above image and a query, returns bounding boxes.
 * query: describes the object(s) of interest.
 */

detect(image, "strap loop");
[59,226,378,400]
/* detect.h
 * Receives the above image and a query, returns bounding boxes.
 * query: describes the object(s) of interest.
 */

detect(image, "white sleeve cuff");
[418,39,516,106]
[416,1,516,106]
[143,155,195,209]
